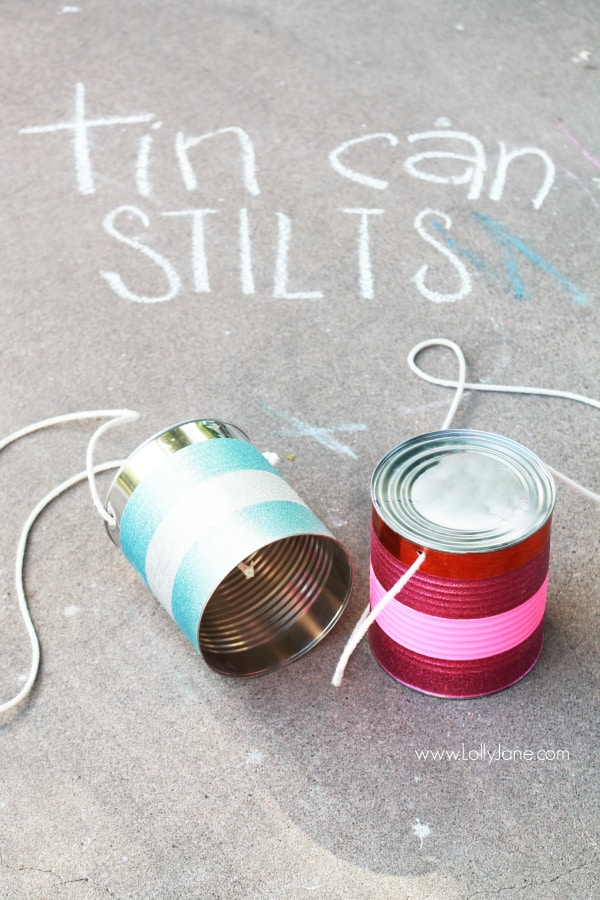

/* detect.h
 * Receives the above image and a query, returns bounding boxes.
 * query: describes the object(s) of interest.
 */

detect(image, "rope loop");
[0,409,138,714]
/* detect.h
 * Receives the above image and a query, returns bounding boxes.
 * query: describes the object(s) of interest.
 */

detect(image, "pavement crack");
[466,854,597,897]
[0,853,116,897]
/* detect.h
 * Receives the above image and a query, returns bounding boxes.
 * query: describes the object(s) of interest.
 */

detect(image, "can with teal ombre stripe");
[105,419,353,676]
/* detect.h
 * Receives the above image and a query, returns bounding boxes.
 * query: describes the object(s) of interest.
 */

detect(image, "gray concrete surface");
[0,1,598,897]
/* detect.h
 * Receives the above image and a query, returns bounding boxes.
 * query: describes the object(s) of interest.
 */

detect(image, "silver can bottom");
[199,532,352,676]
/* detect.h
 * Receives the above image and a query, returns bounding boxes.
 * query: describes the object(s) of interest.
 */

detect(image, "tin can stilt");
[370,430,555,697]
[106,419,353,676]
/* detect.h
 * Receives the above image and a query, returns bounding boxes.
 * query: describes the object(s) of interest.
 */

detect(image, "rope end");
[331,668,344,688]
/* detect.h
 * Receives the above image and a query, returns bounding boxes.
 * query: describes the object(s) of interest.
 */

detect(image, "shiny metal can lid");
[371,430,555,554]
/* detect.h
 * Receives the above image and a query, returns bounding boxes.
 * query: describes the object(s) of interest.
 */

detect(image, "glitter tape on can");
[370,430,555,697]
[106,419,354,676]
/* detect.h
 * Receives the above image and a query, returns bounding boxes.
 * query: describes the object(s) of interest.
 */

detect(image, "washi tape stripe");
[171,501,332,648]
[119,439,278,579]
[371,526,550,618]
[370,567,547,660]
[145,469,309,613]
[368,618,545,698]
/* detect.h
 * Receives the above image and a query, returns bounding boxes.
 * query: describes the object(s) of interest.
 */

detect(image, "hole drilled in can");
[199,533,352,676]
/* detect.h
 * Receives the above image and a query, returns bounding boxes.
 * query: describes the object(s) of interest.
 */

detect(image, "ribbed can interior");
[198,533,352,676]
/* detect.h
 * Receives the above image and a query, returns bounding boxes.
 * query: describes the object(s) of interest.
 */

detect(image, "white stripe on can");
[144,468,307,614]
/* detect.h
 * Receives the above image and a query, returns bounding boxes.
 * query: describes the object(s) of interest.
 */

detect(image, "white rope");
[0,409,139,454]
[85,410,140,524]
[0,459,124,714]
[0,409,139,713]
[408,338,599,501]
[331,553,426,687]
[407,338,468,431]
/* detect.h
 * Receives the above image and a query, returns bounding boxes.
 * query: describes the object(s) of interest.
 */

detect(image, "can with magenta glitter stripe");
[370,430,555,697]
[105,419,353,676]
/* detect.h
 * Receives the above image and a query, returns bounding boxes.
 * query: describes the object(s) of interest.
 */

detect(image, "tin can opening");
[198,533,352,676]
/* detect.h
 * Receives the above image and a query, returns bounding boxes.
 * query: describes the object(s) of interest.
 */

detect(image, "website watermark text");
[415,743,570,764]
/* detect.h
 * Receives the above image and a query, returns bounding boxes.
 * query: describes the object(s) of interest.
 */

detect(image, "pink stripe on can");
[370,567,547,661]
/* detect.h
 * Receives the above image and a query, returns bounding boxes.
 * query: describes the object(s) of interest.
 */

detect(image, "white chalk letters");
[20,85,557,304]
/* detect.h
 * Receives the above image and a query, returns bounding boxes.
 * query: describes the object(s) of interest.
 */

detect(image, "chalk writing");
[404,130,487,200]
[489,144,554,210]
[328,133,399,190]
[273,214,323,300]
[100,206,180,303]
[162,209,217,293]
[175,126,260,196]
[239,208,255,295]
[18,82,589,307]
[99,204,329,301]
[412,210,472,303]
[329,127,555,209]
[20,82,155,196]
[342,208,384,300]
[136,126,162,198]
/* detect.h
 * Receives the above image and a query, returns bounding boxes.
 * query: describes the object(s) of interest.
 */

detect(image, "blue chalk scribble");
[432,212,589,305]
[262,403,366,458]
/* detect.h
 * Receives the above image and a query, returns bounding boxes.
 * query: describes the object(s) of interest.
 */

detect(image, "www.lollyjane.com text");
[415,743,570,764]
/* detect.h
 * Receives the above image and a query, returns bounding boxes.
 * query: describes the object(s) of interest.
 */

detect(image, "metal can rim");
[105,418,251,543]
[371,429,555,554]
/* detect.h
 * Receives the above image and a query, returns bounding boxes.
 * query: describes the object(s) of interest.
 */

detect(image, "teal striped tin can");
[105,419,353,676]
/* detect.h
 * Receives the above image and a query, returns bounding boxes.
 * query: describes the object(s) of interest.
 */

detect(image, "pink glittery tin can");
[370,430,555,697]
